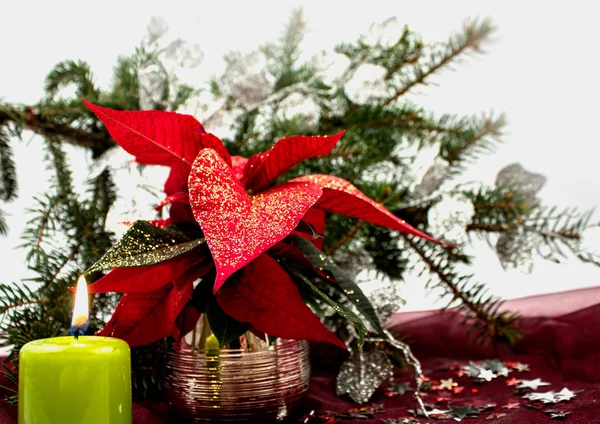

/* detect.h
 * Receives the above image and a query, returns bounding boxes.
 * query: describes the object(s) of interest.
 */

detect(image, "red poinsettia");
[83,100,444,349]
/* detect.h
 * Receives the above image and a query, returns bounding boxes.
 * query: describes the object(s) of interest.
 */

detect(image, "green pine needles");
[0,9,597,404]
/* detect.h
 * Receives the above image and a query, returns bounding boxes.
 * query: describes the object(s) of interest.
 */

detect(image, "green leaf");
[286,235,384,335]
[205,297,250,347]
[288,267,367,347]
[86,221,205,274]
[194,271,249,347]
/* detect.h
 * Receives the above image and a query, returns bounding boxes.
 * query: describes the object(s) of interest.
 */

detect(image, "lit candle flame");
[70,275,89,339]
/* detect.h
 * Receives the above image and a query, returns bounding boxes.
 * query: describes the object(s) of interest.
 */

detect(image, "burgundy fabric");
[2,287,600,423]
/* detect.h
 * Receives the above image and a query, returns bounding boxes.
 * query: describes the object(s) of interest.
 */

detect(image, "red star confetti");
[506,377,520,386]
[452,386,465,394]
[502,403,520,410]
[486,413,507,420]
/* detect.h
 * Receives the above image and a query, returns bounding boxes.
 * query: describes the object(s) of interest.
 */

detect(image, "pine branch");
[382,19,494,106]
[0,128,17,202]
[441,114,506,173]
[45,60,99,101]
[0,209,7,236]
[403,234,520,345]
[0,104,113,156]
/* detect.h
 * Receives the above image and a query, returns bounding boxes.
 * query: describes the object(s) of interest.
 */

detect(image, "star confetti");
[386,382,413,396]
[478,369,497,382]
[506,377,520,386]
[439,378,458,390]
[382,419,419,424]
[513,363,530,372]
[555,388,578,402]
[497,367,510,377]
[452,386,465,394]
[524,391,558,404]
[502,402,520,410]
[516,378,550,390]
[485,413,507,420]
[408,406,450,420]
[449,405,479,422]
[545,410,572,420]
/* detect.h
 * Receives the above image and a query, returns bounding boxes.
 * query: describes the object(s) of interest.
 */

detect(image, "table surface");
[3,286,600,423]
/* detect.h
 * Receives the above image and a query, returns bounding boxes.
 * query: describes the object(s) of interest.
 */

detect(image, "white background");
[1,1,599,310]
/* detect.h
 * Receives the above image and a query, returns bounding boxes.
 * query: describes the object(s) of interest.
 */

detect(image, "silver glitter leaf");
[414,156,450,197]
[336,351,393,404]
[87,221,205,274]
[367,283,406,323]
[495,163,546,204]
[427,194,475,246]
[138,64,167,110]
[496,229,544,271]
[219,52,274,108]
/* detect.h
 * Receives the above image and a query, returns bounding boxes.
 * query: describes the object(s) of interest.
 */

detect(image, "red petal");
[99,266,205,347]
[231,155,248,183]
[299,207,326,250]
[245,131,345,191]
[216,255,346,349]
[291,175,447,245]
[83,99,209,166]
[169,203,196,224]
[188,149,322,293]
[119,219,173,229]
[172,305,202,341]
[155,192,189,212]
[162,134,232,194]
[164,163,191,195]
[87,253,208,294]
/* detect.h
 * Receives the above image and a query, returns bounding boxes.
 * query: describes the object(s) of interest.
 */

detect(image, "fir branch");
[0,128,17,202]
[45,60,99,101]
[382,19,494,106]
[0,103,113,155]
[441,114,506,173]
[403,234,520,346]
[0,209,7,236]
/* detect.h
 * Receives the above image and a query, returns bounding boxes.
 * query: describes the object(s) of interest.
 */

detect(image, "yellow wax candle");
[18,276,132,424]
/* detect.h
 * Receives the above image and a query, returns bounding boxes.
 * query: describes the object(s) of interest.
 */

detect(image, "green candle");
[18,336,132,423]
[18,276,132,423]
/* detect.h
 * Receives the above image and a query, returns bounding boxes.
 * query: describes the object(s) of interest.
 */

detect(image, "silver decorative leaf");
[336,351,393,404]
[163,39,204,69]
[220,52,275,108]
[138,64,166,110]
[495,163,546,203]
[496,229,544,271]
[345,64,390,104]
[414,156,450,196]
[368,284,406,323]
[147,17,169,43]
[427,194,475,246]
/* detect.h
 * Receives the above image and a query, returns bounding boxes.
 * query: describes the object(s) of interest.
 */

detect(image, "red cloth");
[4,287,600,423]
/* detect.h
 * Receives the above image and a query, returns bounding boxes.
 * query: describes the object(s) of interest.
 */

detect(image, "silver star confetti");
[555,388,578,402]
[545,409,572,420]
[524,391,558,404]
[478,369,497,382]
[517,378,551,390]
[336,351,393,404]
[513,363,530,372]
[497,367,510,377]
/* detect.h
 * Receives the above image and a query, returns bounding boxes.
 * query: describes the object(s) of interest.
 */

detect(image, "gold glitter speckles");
[86,221,205,274]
